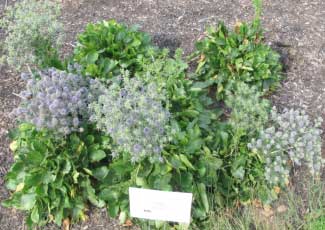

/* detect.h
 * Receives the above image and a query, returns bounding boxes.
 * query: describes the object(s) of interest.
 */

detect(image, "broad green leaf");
[31,207,39,223]
[233,167,245,180]
[6,179,19,190]
[62,160,71,175]
[19,123,34,132]
[90,150,106,162]
[190,80,215,91]
[86,51,99,63]
[72,171,80,183]
[197,183,209,213]
[108,202,119,217]
[92,166,109,180]
[20,193,36,210]
[99,189,119,202]
[27,151,43,165]
[208,157,223,170]
[179,154,195,170]
[135,177,147,187]
[83,168,93,175]
[119,211,127,224]
[15,182,24,192]
[85,135,95,144]
[54,208,63,226]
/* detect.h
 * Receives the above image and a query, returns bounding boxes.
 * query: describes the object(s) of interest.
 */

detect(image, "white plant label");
[129,187,193,224]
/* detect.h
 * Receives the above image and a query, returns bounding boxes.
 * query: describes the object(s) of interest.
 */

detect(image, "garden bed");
[0,0,324,229]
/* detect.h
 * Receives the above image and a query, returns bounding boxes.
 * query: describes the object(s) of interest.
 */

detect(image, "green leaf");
[108,202,119,217]
[27,151,43,165]
[86,51,99,63]
[185,139,203,154]
[90,150,106,162]
[197,183,209,213]
[191,80,215,91]
[99,189,119,202]
[207,157,223,171]
[119,211,127,224]
[54,208,63,226]
[83,179,105,208]
[179,154,195,170]
[92,166,109,180]
[31,206,39,223]
[83,168,93,175]
[232,166,245,180]
[72,171,80,183]
[62,160,71,175]
[25,172,44,186]
[20,193,37,210]
[195,60,206,74]
[135,177,148,187]
[19,123,34,132]
[85,135,95,144]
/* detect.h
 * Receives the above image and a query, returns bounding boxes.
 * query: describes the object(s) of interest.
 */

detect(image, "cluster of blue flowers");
[89,73,170,162]
[11,68,94,135]
[248,107,323,186]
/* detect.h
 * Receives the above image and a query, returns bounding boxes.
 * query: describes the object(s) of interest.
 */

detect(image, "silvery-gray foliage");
[89,72,170,162]
[0,0,63,70]
[11,68,94,135]
[248,107,323,186]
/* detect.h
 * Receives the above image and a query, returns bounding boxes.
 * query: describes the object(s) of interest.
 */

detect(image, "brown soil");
[0,0,324,229]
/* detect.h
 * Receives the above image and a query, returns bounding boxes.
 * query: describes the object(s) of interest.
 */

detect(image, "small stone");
[261,205,274,217]
[277,205,288,213]
[261,209,274,218]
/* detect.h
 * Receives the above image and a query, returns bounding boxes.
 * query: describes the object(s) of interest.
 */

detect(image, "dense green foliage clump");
[193,21,282,100]
[3,124,111,229]
[73,20,154,78]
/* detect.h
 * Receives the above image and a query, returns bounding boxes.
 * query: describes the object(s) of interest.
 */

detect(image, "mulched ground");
[0,0,324,229]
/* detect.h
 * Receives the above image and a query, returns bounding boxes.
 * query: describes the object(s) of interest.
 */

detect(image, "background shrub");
[0,0,63,70]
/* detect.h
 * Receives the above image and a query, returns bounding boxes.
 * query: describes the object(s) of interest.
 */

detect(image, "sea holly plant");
[89,71,170,163]
[73,20,154,78]
[11,68,97,135]
[249,107,324,187]
[3,124,111,229]
[225,82,270,145]
[0,0,63,70]
[210,82,274,205]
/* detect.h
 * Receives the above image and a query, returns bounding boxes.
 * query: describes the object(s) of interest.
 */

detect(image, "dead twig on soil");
[12,92,23,99]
